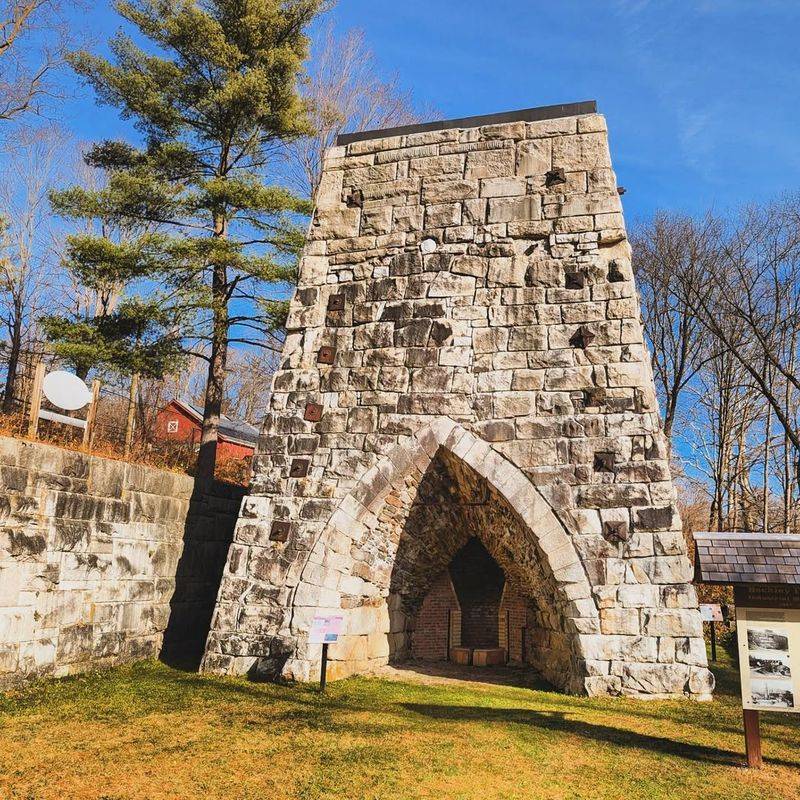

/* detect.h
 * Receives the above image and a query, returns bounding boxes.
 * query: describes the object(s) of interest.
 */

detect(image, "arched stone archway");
[276,420,598,692]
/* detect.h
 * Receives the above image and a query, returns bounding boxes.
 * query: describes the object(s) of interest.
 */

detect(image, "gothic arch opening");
[280,422,597,693]
[383,447,582,688]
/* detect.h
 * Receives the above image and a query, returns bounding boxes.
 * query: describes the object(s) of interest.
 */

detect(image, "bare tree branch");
[284,20,435,198]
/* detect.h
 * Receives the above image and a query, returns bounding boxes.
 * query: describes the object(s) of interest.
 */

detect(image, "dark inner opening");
[449,538,505,649]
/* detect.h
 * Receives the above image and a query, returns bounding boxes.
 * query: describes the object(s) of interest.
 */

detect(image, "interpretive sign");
[735,593,800,714]
[310,614,343,692]
[309,615,343,645]
[694,532,800,766]
[700,604,723,623]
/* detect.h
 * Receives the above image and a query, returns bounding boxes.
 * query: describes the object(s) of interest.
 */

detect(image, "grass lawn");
[1,654,798,800]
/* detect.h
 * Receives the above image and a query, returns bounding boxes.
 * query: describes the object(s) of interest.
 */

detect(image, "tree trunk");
[197,290,228,483]
[734,418,746,531]
[763,398,772,533]
[2,302,23,413]
[196,207,230,483]
[785,335,796,532]
[124,372,139,457]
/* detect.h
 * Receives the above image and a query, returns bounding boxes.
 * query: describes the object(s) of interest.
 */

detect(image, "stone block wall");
[0,437,243,688]
[203,105,714,699]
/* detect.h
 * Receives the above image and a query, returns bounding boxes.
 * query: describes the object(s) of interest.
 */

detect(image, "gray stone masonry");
[0,437,243,687]
[202,107,714,699]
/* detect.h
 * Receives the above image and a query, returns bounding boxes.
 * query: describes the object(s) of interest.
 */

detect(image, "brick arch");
[281,418,598,690]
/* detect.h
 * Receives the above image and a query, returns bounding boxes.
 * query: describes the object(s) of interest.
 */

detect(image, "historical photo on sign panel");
[749,649,791,678]
[747,627,790,652]
[750,678,795,709]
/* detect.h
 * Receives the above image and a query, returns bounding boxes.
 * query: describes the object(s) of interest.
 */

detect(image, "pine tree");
[53,0,321,480]
[42,297,184,381]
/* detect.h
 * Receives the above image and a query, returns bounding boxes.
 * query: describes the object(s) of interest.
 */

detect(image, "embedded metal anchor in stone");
[289,459,310,478]
[327,294,345,311]
[317,346,336,365]
[602,521,630,543]
[303,402,323,422]
[545,167,567,187]
[570,325,595,348]
[269,521,291,542]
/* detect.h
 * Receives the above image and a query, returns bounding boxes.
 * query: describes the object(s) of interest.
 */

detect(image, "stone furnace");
[202,101,714,698]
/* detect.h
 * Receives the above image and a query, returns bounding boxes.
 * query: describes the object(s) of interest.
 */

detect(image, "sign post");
[27,362,45,438]
[82,379,101,450]
[734,585,800,769]
[27,369,98,448]
[742,709,762,768]
[699,604,723,662]
[694,532,800,769]
[320,642,330,692]
[309,614,343,692]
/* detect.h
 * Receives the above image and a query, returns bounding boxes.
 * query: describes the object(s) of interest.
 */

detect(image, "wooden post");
[124,372,139,456]
[320,642,329,692]
[712,623,717,661]
[506,609,511,664]
[445,608,451,661]
[743,709,762,768]
[27,362,45,439]
[82,380,101,450]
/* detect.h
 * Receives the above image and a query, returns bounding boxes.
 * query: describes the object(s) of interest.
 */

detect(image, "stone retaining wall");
[0,437,244,688]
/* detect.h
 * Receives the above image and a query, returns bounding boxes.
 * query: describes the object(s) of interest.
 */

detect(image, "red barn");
[154,399,259,462]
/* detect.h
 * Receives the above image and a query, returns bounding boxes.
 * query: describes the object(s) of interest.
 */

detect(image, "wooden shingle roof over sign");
[694,532,800,585]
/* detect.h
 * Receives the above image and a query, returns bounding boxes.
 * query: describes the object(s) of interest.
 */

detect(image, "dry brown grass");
[0,413,248,485]
[1,654,798,800]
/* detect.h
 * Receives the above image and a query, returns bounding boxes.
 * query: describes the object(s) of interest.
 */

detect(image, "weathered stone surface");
[0,436,243,689]
[202,108,709,700]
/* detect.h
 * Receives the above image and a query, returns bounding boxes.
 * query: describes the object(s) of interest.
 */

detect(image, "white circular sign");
[42,370,93,411]
[420,238,438,254]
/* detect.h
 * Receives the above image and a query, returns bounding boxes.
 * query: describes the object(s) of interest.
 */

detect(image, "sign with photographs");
[736,606,800,713]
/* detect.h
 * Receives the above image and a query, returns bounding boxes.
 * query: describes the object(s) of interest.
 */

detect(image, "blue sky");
[62,0,800,222]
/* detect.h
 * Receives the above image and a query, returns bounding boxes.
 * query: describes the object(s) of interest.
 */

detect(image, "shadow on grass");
[400,702,800,770]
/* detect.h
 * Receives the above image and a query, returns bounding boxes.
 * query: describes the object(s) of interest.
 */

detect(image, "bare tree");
[0,125,63,410]
[0,0,75,123]
[677,199,800,498]
[683,346,759,530]
[286,21,429,197]
[632,211,720,441]
[223,348,280,425]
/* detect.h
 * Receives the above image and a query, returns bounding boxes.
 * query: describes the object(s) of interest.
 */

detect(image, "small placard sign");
[700,604,724,623]
[309,614,344,645]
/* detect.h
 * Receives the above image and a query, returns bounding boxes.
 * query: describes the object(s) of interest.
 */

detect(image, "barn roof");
[693,532,800,585]
[169,398,259,448]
